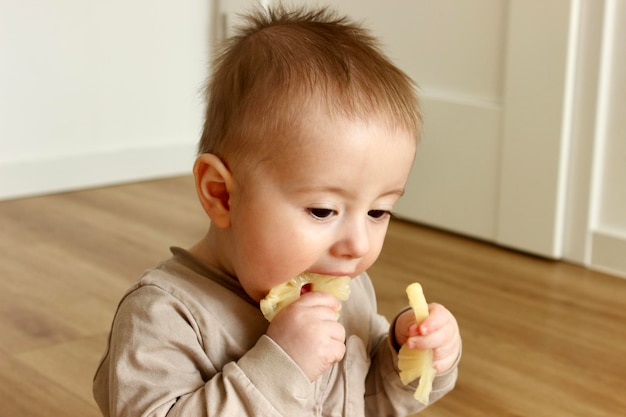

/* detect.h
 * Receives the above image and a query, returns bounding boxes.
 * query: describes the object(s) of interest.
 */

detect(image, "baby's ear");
[193,154,234,228]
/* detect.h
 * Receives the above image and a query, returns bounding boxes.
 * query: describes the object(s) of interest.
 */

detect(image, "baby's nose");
[331,219,370,259]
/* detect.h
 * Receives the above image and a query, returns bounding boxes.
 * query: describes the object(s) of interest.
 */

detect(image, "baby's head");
[194,5,422,300]
[198,5,422,174]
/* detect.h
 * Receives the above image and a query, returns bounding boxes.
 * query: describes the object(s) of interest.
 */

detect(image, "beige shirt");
[93,248,458,416]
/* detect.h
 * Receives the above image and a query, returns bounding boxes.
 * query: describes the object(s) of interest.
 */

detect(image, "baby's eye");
[308,208,336,220]
[368,209,390,220]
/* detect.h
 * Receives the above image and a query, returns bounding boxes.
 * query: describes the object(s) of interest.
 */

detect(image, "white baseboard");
[0,143,197,200]
[591,230,626,279]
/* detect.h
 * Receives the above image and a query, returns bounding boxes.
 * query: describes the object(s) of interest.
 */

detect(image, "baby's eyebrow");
[293,185,352,196]
[293,185,406,199]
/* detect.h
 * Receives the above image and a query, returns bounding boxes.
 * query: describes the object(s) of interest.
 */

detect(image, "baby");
[93,5,461,416]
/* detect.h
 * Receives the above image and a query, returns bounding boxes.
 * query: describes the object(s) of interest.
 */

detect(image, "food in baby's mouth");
[260,273,351,322]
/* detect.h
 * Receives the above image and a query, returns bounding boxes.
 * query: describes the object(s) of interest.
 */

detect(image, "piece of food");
[260,273,351,322]
[397,282,436,405]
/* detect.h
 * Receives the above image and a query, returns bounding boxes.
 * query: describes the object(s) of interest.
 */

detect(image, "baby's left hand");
[394,303,460,373]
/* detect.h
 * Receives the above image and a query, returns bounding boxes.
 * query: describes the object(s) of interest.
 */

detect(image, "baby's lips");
[260,273,351,321]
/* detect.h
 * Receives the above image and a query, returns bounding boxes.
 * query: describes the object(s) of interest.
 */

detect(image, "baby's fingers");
[406,325,460,373]
[295,291,342,313]
[417,303,450,334]
[406,327,448,350]
[408,305,458,349]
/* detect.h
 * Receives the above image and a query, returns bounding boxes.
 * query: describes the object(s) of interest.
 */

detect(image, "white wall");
[2,0,623,277]
[220,0,626,277]
[593,0,626,234]
[563,0,626,278]
[0,0,210,199]
[586,0,626,277]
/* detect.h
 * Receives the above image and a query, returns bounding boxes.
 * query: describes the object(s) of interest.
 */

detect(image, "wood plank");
[0,176,624,416]
[0,353,100,417]
[15,334,109,406]
[370,220,626,417]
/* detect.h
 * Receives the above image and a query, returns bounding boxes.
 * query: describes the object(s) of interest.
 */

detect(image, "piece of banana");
[260,273,351,322]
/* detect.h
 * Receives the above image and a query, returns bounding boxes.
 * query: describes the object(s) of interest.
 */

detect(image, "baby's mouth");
[259,273,352,321]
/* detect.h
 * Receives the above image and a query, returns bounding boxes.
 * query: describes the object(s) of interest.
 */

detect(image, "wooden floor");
[0,176,624,417]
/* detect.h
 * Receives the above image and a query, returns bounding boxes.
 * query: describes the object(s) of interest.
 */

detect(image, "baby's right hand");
[266,291,346,381]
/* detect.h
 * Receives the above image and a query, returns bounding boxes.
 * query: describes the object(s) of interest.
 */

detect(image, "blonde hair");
[198,5,421,168]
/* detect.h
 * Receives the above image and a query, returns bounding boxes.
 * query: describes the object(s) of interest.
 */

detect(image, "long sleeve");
[93,253,459,417]
[364,329,459,416]
[93,284,313,417]
[344,276,459,416]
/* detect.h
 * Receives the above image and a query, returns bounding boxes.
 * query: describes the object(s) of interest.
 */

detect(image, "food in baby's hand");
[397,282,437,405]
[260,273,351,322]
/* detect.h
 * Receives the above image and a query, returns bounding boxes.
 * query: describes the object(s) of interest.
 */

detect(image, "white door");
[216,0,578,259]
[392,0,578,259]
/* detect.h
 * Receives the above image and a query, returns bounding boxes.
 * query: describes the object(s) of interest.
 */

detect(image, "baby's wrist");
[388,306,412,352]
